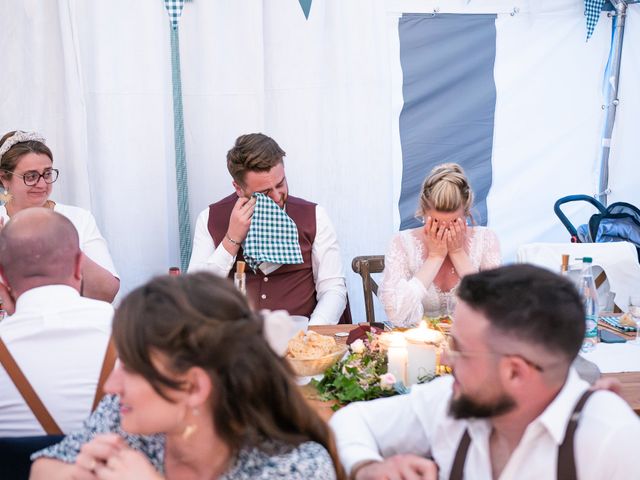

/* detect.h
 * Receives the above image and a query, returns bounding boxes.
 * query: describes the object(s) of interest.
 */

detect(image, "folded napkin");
[599,315,637,333]
[346,324,384,345]
[242,193,303,272]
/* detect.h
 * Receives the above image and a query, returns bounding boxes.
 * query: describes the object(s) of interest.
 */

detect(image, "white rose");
[350,339,366,354]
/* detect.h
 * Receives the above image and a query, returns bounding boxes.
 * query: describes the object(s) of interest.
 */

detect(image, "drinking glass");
[628,296,640,346]
[445,295,457,320]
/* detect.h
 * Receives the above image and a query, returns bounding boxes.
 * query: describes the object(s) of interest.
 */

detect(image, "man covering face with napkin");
[188,133,349,325]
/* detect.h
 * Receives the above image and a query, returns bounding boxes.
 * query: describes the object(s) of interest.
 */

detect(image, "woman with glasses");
[0,130,119,304]
[31,272,343,480]
[379,163,501,327]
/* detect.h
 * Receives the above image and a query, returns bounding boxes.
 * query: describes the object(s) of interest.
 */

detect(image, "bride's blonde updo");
[417,163,473,218]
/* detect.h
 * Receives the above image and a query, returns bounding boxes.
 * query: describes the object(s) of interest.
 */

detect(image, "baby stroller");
[554,194,640,262]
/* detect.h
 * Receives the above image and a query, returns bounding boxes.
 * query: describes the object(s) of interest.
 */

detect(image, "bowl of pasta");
[286,331,348,376]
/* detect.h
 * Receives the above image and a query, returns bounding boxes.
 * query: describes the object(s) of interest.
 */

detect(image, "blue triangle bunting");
[584,0,605,40]
[298,0,312,20]
[164,0,186,30]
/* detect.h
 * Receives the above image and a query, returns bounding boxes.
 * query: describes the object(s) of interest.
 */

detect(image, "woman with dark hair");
[0,130,119,304]
[30,272,343,479]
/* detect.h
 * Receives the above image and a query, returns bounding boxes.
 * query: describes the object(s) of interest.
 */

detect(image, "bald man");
[0,208,113,436]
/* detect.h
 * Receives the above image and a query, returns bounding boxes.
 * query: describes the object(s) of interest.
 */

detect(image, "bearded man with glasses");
[330,264,640,480]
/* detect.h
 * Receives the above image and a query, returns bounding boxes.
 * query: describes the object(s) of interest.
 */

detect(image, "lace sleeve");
[379,234,426,327]
[479,228,502,270]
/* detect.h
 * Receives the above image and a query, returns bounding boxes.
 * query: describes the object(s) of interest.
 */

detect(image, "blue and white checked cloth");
[584,0,606,40]
[242,193,304,272]
[600,315,637,333]
[164,0,185,30]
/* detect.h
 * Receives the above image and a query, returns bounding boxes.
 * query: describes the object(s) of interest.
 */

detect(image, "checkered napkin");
[584,0,606,40]
[599,315,637,333]
[242,193,303,272]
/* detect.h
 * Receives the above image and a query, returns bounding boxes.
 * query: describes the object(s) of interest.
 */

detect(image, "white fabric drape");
[1,0,639,322]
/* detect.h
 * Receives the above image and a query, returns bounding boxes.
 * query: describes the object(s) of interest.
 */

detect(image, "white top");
[330,369,640,479]
[0,285,113,436]
[188,203,347,325]
[0,203,119,278]
[379,227,501,327]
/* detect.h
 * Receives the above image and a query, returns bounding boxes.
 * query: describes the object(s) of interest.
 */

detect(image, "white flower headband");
[0,131,47,161]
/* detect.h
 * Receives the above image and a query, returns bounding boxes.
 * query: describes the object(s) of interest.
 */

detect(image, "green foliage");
[311,340,398,406]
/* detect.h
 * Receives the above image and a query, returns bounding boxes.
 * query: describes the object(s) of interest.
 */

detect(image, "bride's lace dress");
[379,226,501,327]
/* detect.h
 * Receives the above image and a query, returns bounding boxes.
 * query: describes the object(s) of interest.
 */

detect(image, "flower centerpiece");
[312,323,453,408]
[312,335,409,409]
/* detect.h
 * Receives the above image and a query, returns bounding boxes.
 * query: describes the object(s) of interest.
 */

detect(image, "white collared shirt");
[330,370,640,479]
[188,203,347,325]
[0,285,113,436]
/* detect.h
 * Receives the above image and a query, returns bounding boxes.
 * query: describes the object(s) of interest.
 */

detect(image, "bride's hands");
[446,218,468,256]
[423,217,448,259]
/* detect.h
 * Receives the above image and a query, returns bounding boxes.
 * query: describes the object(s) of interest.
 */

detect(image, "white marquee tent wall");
[1,0,638,321]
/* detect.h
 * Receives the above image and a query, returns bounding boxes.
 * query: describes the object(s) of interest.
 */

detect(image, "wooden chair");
[351,255,385,324]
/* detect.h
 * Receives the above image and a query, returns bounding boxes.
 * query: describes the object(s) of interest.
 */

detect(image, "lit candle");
[404,321,444,385]
[386,333,408,384]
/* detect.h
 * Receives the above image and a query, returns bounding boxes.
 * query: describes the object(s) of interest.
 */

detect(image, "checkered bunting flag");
[242,193,304,272]
[164,0,185,30]
[584,0,606,40]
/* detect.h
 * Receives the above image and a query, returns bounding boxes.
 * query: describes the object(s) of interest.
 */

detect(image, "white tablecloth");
[516,242,640,312]
[580,342,640,373]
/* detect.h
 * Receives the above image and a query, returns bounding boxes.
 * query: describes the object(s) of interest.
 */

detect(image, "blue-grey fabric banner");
[398,13,497,229]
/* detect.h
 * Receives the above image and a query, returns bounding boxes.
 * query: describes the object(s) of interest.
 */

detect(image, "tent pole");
[597,0,628,206]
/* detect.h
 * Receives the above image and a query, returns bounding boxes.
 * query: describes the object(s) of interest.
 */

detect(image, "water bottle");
[577,257,598,353]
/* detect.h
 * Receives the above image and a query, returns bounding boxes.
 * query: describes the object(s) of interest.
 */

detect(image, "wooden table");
[307,324,640,416]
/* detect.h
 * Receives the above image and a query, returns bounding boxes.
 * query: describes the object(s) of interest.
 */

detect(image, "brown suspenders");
[92,337,117,411]
[449,389,595,480]
[0,335,117,435]
[556,390,595,479]
[449,429,471,480]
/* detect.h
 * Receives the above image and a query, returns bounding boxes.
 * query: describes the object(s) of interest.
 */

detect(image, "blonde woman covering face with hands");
[379,163,501,327]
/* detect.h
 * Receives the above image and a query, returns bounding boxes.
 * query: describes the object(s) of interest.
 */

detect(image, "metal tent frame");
[597,0,639,206]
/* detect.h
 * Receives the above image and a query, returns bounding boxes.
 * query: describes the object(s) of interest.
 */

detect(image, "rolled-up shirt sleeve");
[187,208,235,277]
[329,379,449,476]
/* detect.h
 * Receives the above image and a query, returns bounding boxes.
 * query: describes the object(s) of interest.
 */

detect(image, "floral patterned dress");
[379,226,501,327]
[32,395,337,480]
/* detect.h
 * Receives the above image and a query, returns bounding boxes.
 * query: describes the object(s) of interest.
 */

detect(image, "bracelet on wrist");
[225,234,241,246]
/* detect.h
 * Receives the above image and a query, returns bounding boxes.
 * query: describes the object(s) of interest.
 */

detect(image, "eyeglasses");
[2,168,59,186]
[445,336,544,372]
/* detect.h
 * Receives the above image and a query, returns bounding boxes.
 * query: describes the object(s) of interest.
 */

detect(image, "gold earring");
[0,189,12,205]
[181,407,199,440]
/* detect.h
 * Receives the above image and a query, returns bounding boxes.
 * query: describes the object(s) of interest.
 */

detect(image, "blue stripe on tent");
[398,13,497,229]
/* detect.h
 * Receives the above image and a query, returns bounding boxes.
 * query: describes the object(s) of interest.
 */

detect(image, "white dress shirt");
[0,203,119,278]
[330,369,640,479]
[188,203,347,325]
[0,285,113,436]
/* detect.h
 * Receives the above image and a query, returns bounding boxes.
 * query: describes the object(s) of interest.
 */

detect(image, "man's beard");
[448,392,516,419]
